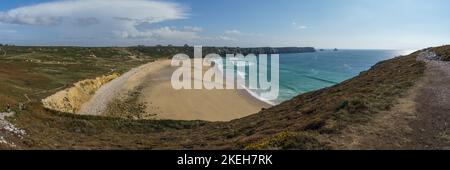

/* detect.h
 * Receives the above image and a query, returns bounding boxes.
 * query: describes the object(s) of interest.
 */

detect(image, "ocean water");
[215,49,413,105]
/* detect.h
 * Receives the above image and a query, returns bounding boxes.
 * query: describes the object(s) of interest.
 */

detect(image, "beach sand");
[78,60,173,116]
[138,59,270,122]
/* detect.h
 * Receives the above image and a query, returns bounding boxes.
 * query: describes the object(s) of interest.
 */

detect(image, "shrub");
[245,132,330,150]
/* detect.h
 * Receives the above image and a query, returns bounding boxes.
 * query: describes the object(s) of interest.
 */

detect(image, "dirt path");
[330,51,450,149]
[77,60,171,116]
[406,51,450,149]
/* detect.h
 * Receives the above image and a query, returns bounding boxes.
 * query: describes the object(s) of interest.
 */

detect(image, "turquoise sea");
[216,49,414,105]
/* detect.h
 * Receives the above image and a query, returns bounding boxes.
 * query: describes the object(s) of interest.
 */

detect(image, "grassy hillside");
[1,46,428,149]
[152,51,425,149]
[431,45,450,61]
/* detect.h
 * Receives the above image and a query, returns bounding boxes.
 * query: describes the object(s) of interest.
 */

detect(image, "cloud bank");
[0,0,205,43]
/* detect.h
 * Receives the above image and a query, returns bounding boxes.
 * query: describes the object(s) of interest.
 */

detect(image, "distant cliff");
[129,45,316,58]
[203,47,316,55]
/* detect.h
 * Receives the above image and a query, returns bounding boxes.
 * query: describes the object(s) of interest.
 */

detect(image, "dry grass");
[227,51,426,149]
[431,45,450,61]
[245,131,330,150]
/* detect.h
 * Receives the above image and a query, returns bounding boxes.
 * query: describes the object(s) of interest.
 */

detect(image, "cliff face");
[204,47,317,55]
[41,73,120,114]
[129,46,316,58]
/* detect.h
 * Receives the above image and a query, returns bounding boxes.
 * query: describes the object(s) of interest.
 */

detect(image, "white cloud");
[0,0,197,41]
[219,29,261,43]
[217,36,237,41]
[297,26,308,29]
[292,22,308,30]
[119,26,202,40]
[0,28,17,33]
[183,26,203,32]
[225,29,242,35]
[224,29,259,36]
[0,0,187,25]
[74,17,100,26]
[224,29,259,37]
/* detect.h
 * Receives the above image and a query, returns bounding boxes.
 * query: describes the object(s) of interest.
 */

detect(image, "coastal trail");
[332,51,450,149]
[406,51,450,149]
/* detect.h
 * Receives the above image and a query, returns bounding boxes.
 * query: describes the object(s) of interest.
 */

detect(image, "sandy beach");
[76,59,172,115]
[138,60,270,121]
[78,59,269,121]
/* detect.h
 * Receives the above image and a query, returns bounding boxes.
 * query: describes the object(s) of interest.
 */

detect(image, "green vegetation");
[238,52,424,148]
[0,45,429,149]
[245,131,330,150]
[431,45,450,61]
[237,52,425,149]
[105,86,155,119]
[0,46,151,108]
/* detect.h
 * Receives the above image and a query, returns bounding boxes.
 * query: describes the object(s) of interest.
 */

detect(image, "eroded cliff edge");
[41,73,120,114]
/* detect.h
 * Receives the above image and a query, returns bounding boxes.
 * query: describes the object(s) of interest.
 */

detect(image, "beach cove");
[76,59,270,121]
[76,49,410,121]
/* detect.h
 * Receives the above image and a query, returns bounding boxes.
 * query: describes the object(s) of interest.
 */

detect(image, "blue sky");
[0,0,449,49]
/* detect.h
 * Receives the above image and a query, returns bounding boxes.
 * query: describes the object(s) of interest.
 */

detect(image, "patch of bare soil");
[406,52,450,149]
